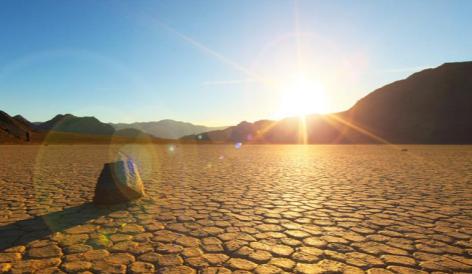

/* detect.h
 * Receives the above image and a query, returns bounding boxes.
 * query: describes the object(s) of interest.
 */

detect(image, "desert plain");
[0,145,471,273]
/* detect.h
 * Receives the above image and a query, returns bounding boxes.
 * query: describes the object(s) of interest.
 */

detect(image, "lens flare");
[278,73,328,117]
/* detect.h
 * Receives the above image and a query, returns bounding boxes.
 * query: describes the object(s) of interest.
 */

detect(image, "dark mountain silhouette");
[182,62,472,144]
[37,114,115,135]
[0,111,32,142]
[347,62,472,143]
[111,119,227,139]
[13,115,35,130]
[0,111,31,142]
[0,112,170,144]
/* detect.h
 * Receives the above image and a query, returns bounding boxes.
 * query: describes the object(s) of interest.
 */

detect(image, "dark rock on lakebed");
[93,159,145,205]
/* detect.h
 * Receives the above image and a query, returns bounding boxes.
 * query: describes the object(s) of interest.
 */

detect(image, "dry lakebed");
[0,145,471,273]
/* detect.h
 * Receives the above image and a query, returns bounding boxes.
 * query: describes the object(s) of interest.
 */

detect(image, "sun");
[277,73,328,117]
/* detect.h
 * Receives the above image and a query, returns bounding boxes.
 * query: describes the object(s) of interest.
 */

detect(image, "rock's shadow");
[0,202,117,251]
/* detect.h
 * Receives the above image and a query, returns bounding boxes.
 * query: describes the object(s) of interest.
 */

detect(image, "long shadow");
[0,202,119,251]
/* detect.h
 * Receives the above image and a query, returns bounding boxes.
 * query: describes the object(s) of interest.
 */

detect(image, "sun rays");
[277,72,329,118]
[142,2,396,146]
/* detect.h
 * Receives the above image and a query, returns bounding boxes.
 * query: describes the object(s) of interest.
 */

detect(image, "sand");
[0,144,471,273]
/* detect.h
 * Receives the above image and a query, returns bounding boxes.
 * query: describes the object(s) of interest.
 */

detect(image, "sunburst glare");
[277,72,328,118]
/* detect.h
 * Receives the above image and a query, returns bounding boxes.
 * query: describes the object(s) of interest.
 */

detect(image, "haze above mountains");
[110,121,226,140]
[1,62,471,144]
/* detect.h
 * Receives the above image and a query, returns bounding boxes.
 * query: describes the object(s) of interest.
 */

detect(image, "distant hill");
[347,62,472,143]
[13,115,35,130]
[0,112,169,144]
[111,119,227,139]
[37,114,115,135]
[114,128,153,139]
[182,62,472,144]
[0,111,32,142]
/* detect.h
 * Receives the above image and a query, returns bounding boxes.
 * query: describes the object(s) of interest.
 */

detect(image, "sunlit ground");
[0,145,471,273]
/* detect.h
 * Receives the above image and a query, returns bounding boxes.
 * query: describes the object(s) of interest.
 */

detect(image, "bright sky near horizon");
[1,1,471,126]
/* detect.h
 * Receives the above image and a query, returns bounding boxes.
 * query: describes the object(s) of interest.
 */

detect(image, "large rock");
[93,159,145,205]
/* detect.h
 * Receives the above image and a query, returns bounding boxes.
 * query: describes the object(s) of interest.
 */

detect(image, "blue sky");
[0,0,471,126]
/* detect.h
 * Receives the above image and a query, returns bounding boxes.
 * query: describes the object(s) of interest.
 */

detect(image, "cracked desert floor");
[0,145,471,274]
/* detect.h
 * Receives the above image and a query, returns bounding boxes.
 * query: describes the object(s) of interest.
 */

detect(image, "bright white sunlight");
[278,72,328,118]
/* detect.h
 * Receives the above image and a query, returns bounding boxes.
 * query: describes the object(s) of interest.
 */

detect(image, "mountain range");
[36,114,115,135]
[0,111,32,143]
[0,112,224,144]
[0,113,163,144]
[1,61,471,144]
[182,62,472,144]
